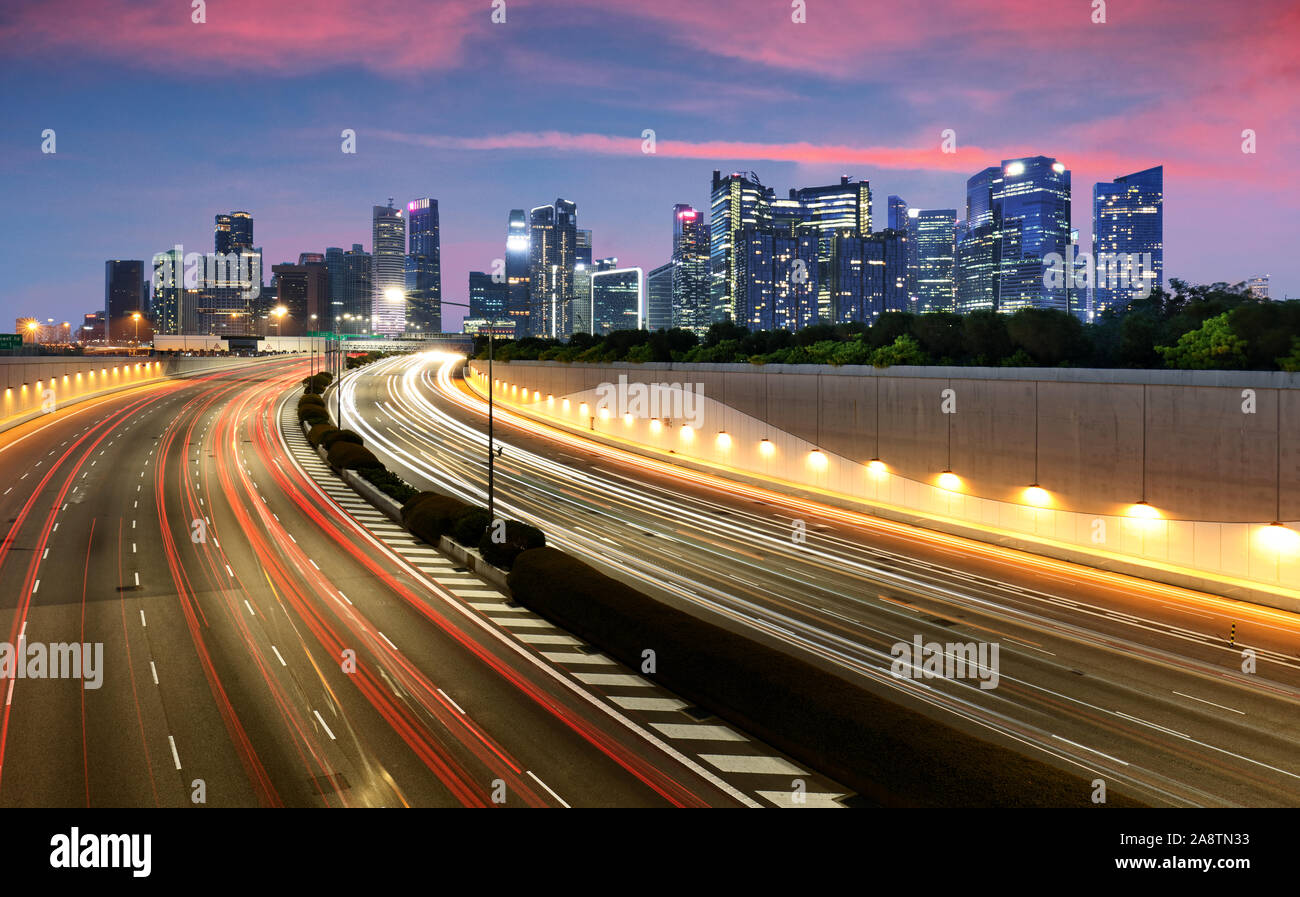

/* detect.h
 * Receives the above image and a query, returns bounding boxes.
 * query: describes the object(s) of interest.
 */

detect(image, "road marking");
[32,580,39,595]
[150,662,158,685]
[5,681,12,706]
[308,558,320,570]
[437,688,465,714]
[571,672,653,687]
[608,695,688,711]
[651,723,746,742]
[134,571,140,586]
[271,645,287,666]
[140,610,146,627]
[338,591,352,605]
[313,710,336,740]
[378,631,397,651]
[244,600,256,616]
[525,770,570,808]
[701,754,806,776]
[226,564,233,577]
[1173,690,1245,715]
[168,736,182,769]
[1051,734,1129,766]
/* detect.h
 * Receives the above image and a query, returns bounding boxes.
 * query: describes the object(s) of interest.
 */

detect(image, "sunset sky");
[3,0,1297,328]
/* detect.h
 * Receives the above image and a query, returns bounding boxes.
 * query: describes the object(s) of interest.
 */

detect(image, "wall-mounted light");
[716,431,731,449]
[1022,484,1052,507]
[1126,501,1161,520]
[867,458,887,476]
[808,449,827,469]
[938,470,962,492]
[759,438,775,457]
[679,424,694,442]
[1258,522,1299,554]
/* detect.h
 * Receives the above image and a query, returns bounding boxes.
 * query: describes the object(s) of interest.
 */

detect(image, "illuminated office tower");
[326,244,372,334]
[591,265,643,335]
[887,195,909,233]
[911,209,957,313]
[371,201,406,335]
[670,204,710,336]
[789,176,872,320]
[404,197,441,335]
[469,271,509,319]
[503,209,531,338]
[1091,165,1163,317]
[528,199,577,337]
[710,170,775,324]
[829,231,910,324]
[993,156,1071,312]
[646,262,674,332]
[576,228,592,267]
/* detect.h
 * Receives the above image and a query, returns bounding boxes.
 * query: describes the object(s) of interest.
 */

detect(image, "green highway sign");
[0,334,22,350]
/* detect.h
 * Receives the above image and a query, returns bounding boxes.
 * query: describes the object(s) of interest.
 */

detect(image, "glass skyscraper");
[505,209,530,338]
[829,231,909,324]
[646,262,674,333]
[911,209,957,313]
[887,195,909,233]
[106,259,144,342]
[710,170,774,325]
[371,203,406,335]
[670,203,710,337]
[993,156,1072,312]
[469,270,509,319]
[404,197,441,335]
[591,266,643,335]
[1091,165,1163,318]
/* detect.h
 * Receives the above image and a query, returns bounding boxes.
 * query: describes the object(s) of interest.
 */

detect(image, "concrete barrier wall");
[0,355,296,435]
[468,360,1300,606]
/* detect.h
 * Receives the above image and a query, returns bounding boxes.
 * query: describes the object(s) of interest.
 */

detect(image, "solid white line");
[309,558,320,570]
[437,688,465,714]
[1173,690,1246,715]
[525,770,570,808]
[271,645,287,666]
[378,631,397,651]
[168,736,182,769]
[338,591,352,605]
[313,710,336,740]
[1051,734,1129,766]
[244,600,256,616]
[150,661,158,685]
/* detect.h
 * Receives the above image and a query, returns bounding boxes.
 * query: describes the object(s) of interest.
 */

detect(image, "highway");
[341,351,1300,807]
[0,357,841,807]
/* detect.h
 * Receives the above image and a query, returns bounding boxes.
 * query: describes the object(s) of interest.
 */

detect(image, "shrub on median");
[319,429,363,450]
[478,520,546,569]
[356,466,418,504]
[451,507,493,547]
[326,441,381,471]
[301,372,332,394]
[307,422,338,446]
[298,392,326,409]
[299,405,330,425]
[402,492,472,545]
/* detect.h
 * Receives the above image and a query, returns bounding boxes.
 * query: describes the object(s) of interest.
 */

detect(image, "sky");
[2,0,1297,331]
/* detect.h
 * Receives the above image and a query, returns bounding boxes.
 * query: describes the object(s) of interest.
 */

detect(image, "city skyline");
[3,0,1296,331]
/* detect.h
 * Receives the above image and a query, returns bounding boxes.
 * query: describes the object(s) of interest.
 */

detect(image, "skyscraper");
[105,260,144,343]
[911,209,957,313]
[1091,165,1163,317]
[469,271,509,319]
[789,176,872,320]
[405,197,441,335]
[576,228,593,267]
[710,170,775,324]
[591,266,643,335]
[646,262,674,332]
[371,202,406,335]
[670,204,710,336]
[829,231,910,324]
[887,195,910,233]
[528,199,577,338]
[271,260,329,335]
[505,209,530,338]
[993,156,1072,312]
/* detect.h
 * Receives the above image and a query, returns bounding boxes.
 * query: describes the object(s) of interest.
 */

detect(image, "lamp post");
[272,305,287,341]
[131,312,141,353]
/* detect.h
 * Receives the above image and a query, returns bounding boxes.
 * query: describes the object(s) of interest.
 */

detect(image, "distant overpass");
[152,334,472,354]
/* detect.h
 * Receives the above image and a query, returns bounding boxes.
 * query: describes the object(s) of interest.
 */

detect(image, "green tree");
[1155,313,1247,369]
[871,334,929,368]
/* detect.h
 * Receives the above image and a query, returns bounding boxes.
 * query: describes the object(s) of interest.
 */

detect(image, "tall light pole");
[131,312,141,353]
[272,305,287,341]
[439,300,502,518]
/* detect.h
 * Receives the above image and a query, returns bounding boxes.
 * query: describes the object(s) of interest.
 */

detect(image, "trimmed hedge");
[307,422,338,446]
[478,520,546,569]
[319,429,363,450]
[298,393,326,409]
[301,372,332,393]
[357,466,418,504]
[326,441,381,471]
[299,405,330,425]
[451,507,493,548]
[506,548,1144,808]
[403,492,472,545]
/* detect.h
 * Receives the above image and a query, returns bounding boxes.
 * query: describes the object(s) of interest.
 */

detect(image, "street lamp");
[131,312,142,352]
[439,300,503,518]
[272,305,287,339]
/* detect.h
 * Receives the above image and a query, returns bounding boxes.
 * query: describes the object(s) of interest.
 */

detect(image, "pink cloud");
[0,0,487,74]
